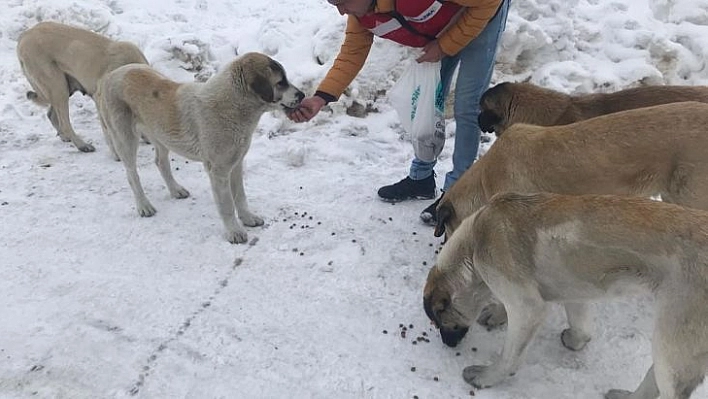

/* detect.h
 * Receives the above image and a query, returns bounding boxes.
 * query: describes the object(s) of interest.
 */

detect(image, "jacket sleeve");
[438,0,504,56]
[316,15,374,101]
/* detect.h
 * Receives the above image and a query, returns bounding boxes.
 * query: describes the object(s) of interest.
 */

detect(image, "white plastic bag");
[388,61,445,162]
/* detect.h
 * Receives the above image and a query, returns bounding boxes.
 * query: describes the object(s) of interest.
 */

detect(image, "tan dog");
[478,82,708,135]
[96,53,304,243]
[424,192,708,398]
[17,21,148,152]
[437,101,708,239]
[435,101,708,329]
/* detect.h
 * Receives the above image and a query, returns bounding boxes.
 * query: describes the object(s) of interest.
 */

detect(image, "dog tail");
[26,91,49,106]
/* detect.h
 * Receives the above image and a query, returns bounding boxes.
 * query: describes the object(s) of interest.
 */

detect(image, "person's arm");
[289,16,374,122]
[437,0,504,56]
[315,15,374,101]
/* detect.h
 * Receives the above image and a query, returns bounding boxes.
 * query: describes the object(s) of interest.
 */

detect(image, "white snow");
[1,0,708,398]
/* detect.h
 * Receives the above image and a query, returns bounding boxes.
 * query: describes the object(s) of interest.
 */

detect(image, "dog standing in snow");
[96,53,304,243]
[17,21,148,152]
[425,192,708,398]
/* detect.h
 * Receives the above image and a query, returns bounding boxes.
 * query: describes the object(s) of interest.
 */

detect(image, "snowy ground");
[1,0,708,398]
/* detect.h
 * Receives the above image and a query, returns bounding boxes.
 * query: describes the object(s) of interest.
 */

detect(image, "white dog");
[96,53,304,243]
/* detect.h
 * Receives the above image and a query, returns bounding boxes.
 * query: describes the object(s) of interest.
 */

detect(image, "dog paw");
[137,203,157,217]
[171,186,190,199]
[240,213,264,227]
[605,389,632,399]
[77,142,96,152]
[462,365,506,389]
[561,328,591,351]
[226,229,248,244]
[477,303,507,329]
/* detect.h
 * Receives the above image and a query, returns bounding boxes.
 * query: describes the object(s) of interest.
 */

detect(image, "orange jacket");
[316,0,504,101]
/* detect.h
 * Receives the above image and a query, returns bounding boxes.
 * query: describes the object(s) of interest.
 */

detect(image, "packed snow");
[1,0,708,398]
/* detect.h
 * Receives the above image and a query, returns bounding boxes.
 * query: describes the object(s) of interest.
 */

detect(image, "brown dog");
[425,192,708,398]
[438,101,708,239]
[17,21,148,152]
[478,82,708,135]
[435,101,708,329]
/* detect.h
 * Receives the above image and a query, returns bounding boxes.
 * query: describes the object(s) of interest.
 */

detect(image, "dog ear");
[249,74,274,103]
[434,203,454,238]
[478,110,502,134]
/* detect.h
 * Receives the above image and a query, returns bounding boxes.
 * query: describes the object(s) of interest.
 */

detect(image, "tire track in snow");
[127,237,259,396]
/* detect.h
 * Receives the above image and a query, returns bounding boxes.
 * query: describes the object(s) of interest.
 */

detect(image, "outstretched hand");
[287,96,326,123]
[416,40,445,63]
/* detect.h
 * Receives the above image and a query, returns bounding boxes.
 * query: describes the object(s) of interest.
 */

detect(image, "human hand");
[287,96,326,122]
[416,40,445,63]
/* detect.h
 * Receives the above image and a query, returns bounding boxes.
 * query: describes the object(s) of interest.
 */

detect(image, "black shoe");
[420,194,443,226]
[377,175,436,202]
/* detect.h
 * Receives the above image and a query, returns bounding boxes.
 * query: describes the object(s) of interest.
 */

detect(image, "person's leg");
[420,0,510,223]
[378,52,460,202]
[443,0,510,192]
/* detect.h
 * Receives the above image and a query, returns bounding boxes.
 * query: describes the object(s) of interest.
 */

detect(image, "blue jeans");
[409,0,510,192]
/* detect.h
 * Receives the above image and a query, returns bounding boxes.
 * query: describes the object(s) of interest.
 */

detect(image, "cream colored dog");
[96,52,304,243]
[17,21,148,152]
[478,82,708,135]
[424,192,708,398]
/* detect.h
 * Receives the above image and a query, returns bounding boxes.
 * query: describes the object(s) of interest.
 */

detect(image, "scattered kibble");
[382,330,388,334]
[410,367,416,372]
[434,377,439,382]
[472,347,478,352]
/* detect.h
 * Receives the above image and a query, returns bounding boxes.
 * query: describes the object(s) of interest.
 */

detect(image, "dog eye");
[277,80,289,88]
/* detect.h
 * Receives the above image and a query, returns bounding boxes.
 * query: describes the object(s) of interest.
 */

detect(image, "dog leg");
[605,365,659,399]
[47,107,70,142]
[230,160,263,227]
[477,301,508,330]
[463,284,547,389]
[561,302,593,351]
[33,67,95,152]
[205,163,247,243]
[153,142,189,199]
[108,110,156,216]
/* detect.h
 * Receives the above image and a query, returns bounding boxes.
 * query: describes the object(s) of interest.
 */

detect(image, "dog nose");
[296,90,305,103]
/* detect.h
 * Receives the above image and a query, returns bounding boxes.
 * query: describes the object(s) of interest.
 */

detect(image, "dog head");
[434,197,459,240]
[424,264,477,347]
[238,52,305,111]
[478,82,512,136]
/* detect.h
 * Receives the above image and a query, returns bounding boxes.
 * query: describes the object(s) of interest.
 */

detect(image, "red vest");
[357,0,463,48]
